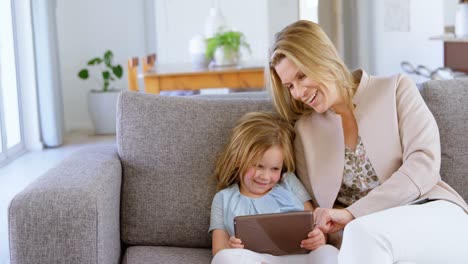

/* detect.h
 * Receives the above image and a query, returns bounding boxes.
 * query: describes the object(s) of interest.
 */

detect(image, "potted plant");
[78,50,123,134]
[206,30,251,66]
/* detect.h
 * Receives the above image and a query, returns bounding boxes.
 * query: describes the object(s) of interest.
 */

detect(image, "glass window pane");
[0,0,21,149]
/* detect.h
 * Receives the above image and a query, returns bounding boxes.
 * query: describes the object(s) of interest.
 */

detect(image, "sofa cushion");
[122,246,212,264]
[117,91,273,247]
[421,79,468,202]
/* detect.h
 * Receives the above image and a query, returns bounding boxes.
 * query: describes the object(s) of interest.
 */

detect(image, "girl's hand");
[300,227,326,250]
[212,230,243,255]
[314,208,355,233]
[228,236,244,249]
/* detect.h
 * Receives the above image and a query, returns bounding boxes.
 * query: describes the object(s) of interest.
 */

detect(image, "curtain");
[31,0,64,147]
[318,0,376,72]
[318,0,344,58]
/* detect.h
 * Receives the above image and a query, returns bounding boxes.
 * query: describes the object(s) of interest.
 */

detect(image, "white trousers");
[211,244,339,264]
[339,200,468,264]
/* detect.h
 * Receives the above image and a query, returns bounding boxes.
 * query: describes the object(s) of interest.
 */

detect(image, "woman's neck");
[331,103,353,118]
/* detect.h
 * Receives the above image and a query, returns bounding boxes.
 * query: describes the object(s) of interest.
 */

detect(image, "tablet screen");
[234,211,314,256]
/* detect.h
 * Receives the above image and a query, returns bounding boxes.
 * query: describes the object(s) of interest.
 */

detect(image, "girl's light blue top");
[209,173,311,236]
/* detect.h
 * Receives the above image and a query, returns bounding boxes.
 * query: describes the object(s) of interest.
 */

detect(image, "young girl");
[209,112,338,264]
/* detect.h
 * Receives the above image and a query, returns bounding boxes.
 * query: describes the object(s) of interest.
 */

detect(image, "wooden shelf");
[430,35,468,43]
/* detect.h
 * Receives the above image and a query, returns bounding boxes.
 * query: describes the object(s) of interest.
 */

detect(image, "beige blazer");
[294,70,468,217]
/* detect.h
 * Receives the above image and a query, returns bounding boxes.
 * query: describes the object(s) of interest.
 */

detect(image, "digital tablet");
[234,211,314,256]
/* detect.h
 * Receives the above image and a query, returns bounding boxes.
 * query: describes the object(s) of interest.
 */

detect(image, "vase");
[455,3,468,38]
[213,46,239,67]
[88,89,120,134]
[189,34,209,68]
[204,7,226,38]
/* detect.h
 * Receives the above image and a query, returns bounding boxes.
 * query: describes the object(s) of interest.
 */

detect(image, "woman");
[268,20,468,264]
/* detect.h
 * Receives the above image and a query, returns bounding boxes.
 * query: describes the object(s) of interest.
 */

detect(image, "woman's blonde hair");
[214,112,295,191]
[268,20,359,123]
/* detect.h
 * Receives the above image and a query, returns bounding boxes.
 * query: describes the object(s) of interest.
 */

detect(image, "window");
[0,0,25,166]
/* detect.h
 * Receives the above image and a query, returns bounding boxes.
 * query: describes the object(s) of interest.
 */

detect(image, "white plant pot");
[213,46,239,66]
[190,52,209,69]
[189,34,209,68]
[88,89,120,134]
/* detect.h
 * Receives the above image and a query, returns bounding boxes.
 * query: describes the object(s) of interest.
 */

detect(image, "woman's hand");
[300,227,326,250]
[228,236,244,249]
[314,208,355,233]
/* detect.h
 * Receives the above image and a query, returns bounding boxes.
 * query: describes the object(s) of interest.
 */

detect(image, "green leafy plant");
[205,30,251,61]
[78,50,123,92]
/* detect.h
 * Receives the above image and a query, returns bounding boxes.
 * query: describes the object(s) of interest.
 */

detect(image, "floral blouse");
[337,136,381,206]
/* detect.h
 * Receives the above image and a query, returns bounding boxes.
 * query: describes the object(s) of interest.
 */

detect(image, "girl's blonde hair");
[214,112,295,191]
[268,20,359,123]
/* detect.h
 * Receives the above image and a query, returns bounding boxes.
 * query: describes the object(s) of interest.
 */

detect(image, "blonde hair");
[268,20,359,123]
[214,112,295,191]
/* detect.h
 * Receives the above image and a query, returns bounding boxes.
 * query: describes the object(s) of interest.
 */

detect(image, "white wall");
[299,0,318,23]
[55,0,450,132]
[154,0,277,64]
[56,0,298,132]
[341,0,444,83]
[444,0,459,26]
[268,0,300,49]
[56,0,146,132]
[371,0,444,81]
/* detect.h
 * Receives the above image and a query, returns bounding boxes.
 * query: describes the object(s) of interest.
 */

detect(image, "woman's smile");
[275,57,344,114]
[304,90,318,106]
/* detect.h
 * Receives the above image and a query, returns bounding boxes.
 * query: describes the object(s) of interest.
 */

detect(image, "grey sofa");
[8,79,468,264]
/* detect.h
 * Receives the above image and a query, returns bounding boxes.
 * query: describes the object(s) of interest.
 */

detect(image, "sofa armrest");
[8,144,122,264]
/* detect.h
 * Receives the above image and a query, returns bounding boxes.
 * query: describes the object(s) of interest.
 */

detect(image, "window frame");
[0,0,26,167]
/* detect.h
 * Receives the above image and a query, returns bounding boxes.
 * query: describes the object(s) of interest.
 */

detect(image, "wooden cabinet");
[444,41,468,73]
[142,64,265,94]
[431,36,468,73]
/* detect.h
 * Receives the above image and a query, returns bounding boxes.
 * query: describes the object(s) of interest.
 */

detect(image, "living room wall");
[56,0,298,132]
[369,0,444,80]
[153,0,269,64]
[153,0,298,64]
[55,0,453,133]
[335,0,445,83]
[56,0,147,132]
